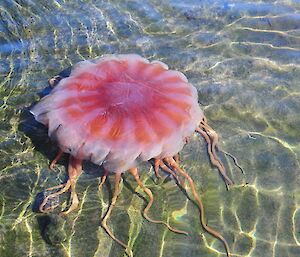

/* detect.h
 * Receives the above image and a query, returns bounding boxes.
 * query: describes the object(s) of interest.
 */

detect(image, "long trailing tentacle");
[153,153,179,179]
[173,154,179,164]
[165,157,230,257]
[100,173,132,255]
[39,155,82,214]
[154,158,185,189]
[200,119,227,170]
[39,181,71,213]
[220,150,245,174]
[98,170,110,190]
[49,150,64,171]
[153,159,162,178]
[59,156,82,216]
[199,120,228,172]
[196,118,233,189]
[130,168,188,235]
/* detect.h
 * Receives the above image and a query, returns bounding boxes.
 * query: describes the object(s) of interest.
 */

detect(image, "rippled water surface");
[1,0,300,257]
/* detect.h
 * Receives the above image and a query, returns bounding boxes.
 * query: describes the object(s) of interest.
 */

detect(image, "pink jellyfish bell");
[31,54,232,256]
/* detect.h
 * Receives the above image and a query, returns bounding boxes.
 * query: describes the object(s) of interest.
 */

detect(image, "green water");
[1,0,300,257]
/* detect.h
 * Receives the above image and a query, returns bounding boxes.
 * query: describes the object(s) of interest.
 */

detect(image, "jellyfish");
[31,54,234,256]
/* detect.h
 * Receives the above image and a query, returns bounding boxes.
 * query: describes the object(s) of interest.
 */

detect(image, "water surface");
[0,0,300,257]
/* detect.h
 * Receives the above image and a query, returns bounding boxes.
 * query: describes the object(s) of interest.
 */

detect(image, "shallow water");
[0,0,300,257]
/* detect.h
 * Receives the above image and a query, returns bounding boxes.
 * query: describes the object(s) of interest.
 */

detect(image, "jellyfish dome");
[31,54,203,172]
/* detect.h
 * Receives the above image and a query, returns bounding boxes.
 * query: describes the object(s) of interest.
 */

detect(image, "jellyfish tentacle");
[173,154,179,164]
[49,75,64,88]
[155,159,185,189]
[44,183,66,191]
[130,168,188,235]
[39,181,71,213]
[165,157,230,257]
[49,150,64,171]
[98,170,110,190]
[153,159,162,178]
[200,120,225,168]
[59,156,82,216]
[196,125,233,189]
[39,156,82,214]
[198,123,226,173]
[101,173,132,255]
[199,116,245,183]
[220,150,245,174]
[157,159,178,178]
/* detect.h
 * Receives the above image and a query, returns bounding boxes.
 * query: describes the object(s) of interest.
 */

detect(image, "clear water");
[0,0,300,257]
